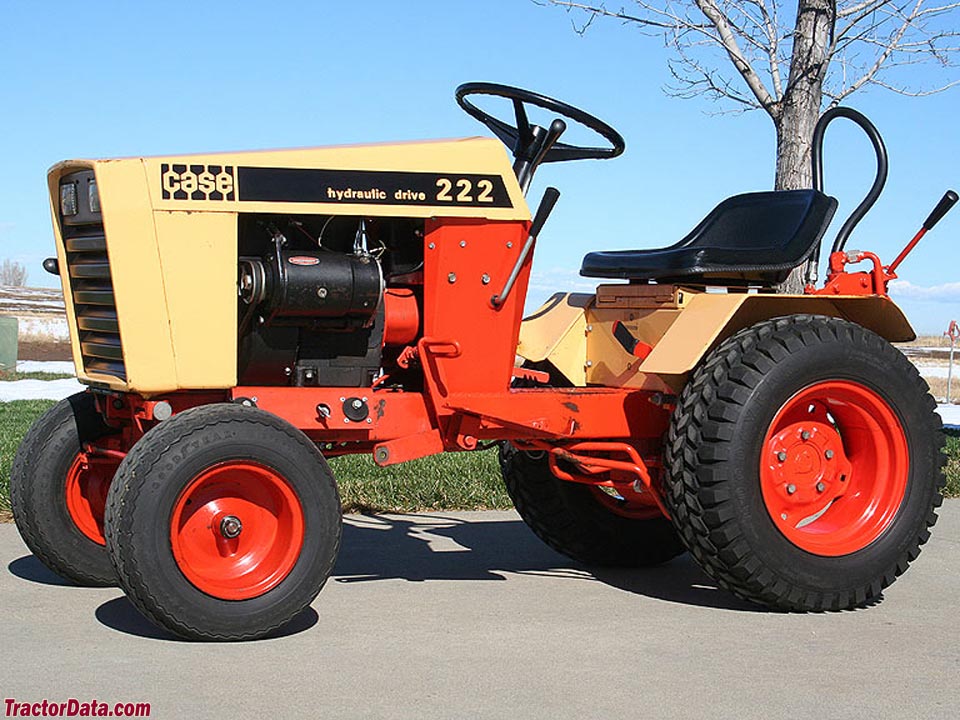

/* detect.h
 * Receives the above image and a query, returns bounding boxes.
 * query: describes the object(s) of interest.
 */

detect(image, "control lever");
[887,190,958,274]
[517,119,567,193]
[491,187,561,308]
[922,189,959,230]
[529,119,567,170]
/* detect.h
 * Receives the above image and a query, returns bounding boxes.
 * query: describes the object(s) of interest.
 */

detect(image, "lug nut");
[352,399,363,409]
[777,451,787,463]
[816,482,826,493]
[825,449,834,459]
[786,484,797,495]
[801,430,811,440]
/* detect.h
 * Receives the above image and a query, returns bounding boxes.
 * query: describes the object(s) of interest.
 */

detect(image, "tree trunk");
[775,0,836,293]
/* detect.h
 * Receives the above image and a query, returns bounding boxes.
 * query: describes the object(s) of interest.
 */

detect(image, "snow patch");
[938,404,960,428]
[912,363,954,379]
[0,378,85,402]
[14,316,70,341]
[16,360,76,375]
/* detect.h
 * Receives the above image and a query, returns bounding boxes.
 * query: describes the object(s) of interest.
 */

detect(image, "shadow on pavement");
[8,555,77,587]
[334,514,759,612]
[8,513,758,644]
[94,596,319,641]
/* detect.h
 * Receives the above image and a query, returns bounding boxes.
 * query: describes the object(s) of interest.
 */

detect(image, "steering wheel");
[455,82,626,163]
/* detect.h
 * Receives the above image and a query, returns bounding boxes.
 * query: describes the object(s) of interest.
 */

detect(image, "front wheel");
[665,315,944,611]
[10,393,121,586]
[104,404,342,641]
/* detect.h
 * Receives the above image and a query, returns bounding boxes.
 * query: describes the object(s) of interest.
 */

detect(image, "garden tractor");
[11,83,956,641]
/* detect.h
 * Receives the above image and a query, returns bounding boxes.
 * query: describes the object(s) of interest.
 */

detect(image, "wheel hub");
[169,461,305,601]
[759,381,908,556]
[219,515,243,539]
[765,421,851,514]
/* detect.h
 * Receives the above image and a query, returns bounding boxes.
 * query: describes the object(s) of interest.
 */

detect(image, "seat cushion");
[580,189,838,284]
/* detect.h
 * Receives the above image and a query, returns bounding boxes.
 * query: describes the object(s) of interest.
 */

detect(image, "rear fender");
[641,294,914,387]
[518,290,914,391]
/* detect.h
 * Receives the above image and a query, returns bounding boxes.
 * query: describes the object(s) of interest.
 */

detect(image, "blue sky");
[1,0,957,333]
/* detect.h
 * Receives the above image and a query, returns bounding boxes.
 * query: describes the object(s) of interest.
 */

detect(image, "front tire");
[665,315,944,611]
[499,443,684,567]
[104,404,342,641]
[10,392,120,586]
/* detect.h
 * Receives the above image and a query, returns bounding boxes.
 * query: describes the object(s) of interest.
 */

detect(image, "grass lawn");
[1,400,958,518]
[0,371,75,381]
[1,400,57,521]
[0,399,509,515]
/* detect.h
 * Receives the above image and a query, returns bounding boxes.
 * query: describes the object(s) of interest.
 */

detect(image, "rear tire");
[10,392,119,586]
[104,404,342,641]
[665,315,944,611]
[499,443,684,567]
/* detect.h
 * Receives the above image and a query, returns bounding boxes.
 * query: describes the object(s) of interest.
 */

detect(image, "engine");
[237,214,423,388]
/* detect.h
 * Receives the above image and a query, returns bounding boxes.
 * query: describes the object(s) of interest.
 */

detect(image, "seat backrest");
[579,188,838,284]
[673,190,837,260]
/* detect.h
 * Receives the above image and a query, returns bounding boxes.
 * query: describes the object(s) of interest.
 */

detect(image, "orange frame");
[98,218,673,510]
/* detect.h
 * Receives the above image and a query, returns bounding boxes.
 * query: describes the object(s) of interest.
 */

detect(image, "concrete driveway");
[2,503,958,720]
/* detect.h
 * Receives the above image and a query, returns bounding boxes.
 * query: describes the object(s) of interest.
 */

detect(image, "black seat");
[580,189,838,285]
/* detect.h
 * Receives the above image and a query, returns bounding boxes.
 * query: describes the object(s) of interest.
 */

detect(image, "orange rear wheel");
[665,316,944,612]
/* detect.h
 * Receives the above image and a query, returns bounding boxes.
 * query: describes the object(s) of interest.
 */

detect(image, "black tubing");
[811,107,889,255]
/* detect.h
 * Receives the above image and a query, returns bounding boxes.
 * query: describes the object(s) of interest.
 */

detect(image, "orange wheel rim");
[170,461,305,601]
[759,381,908,556]
[65,452,121,546]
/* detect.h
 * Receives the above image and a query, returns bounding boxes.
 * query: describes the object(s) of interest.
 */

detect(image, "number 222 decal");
[436,177,495,203]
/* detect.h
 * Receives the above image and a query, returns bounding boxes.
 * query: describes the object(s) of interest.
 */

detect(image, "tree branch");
[694,0,779,112]
[837,0,890,19]
[541,0,960,116]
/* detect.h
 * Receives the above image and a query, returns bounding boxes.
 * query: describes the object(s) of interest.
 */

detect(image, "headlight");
[88,180,100,213]
[60,182,78,216]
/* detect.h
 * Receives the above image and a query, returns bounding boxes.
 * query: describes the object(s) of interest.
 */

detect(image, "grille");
[61,224,125,380]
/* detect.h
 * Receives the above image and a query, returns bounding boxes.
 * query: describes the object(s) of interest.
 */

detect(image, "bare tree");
[545,0,959,290]
[0,259,28,287]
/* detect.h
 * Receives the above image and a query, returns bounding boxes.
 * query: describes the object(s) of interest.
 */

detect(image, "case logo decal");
[161,164,235,201]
